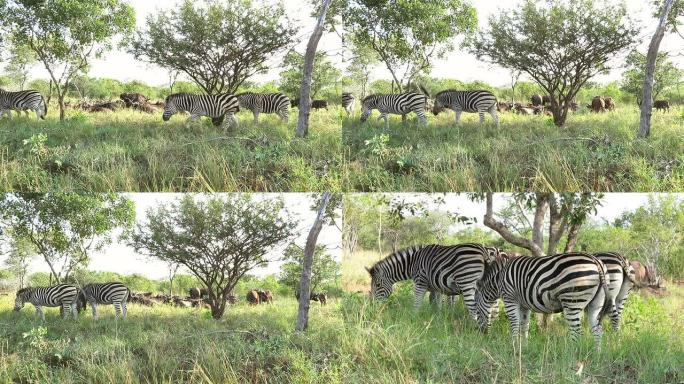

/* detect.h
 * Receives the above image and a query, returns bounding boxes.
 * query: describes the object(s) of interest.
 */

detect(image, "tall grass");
[343,107,684,192]
[0,107,343,192]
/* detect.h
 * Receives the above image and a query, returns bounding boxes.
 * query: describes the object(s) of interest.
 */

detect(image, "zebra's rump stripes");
[342,92,356,116]
[235,92,290,123]
[82,282,131,320]
[594,252,636,331]
[367,243,491,319]
[475,252,611,343]
[0,88,48,120]
[14,284,79,321]
[360,92,428,128]
[433,90,499,127]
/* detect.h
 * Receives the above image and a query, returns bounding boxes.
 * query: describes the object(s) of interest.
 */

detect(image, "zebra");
[594,252,636,331]
[474,252,612,344]
[366,243,493,320]
[162,93,240,130]
[13,284,79,321]
[342,92,356,117]
[81,282,131,320]
[432,90,499,128]
[360,92,428,129]
[0,88,48,120]
[235,92,289,123]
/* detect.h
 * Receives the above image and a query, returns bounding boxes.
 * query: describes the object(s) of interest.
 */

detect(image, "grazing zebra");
[360,92,428,129]
[474,252,612,343]
[342,92,356,117]
[366,243,492,320]
[432,90,499,127]
[81,282,130,320]
[235,92,290,123]
[0,88,48,120]
[162,93,239,130]
[14,284,79,321]
[594,252,636,331]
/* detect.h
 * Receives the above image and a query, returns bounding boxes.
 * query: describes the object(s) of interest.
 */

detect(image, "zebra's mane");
[16,287,31,295]
[369,245,424,274]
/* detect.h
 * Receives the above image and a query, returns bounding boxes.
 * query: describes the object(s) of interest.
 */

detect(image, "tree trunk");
[296,192,332,332]
[485,193,545,256]
[296,0,332,138]
[639,0,675,138]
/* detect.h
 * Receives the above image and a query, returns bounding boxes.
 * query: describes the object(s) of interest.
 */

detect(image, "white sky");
[365,0,684,86]
[1,193,342,280]
[11,0,343,87]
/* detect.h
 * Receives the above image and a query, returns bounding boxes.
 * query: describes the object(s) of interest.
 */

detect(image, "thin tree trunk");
[484,193,545,256]
[296,192,331,332]
[639,0,675,138]
[296,0,332,138]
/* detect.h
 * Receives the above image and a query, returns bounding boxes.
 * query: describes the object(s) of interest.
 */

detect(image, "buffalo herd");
[500,94,675,116]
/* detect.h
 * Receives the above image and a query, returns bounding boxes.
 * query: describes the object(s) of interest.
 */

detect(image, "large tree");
[2,36,35,90]
[130,0,298,95]
[471,0,639,127]
[0,0,135,121]
[280,51,341,99]
[344,0,477,93]
[279,243,340,294]
[3,232,36,288]
[128,194,297,319]
[0,193,135,283]
[621,49,682,105]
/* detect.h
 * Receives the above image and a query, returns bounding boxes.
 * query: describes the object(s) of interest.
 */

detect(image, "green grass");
[343,107,684,192]
[337,250,684,383]
[0,106,342,192]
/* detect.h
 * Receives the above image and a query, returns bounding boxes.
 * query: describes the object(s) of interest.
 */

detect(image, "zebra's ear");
[364,266,372,275]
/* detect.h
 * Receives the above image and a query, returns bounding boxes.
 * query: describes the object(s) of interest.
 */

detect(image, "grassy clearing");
[343,107,684,192]
[0,106,342,192]
[337,250,684,383]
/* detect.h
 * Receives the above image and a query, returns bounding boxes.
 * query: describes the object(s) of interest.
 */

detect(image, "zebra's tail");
[40,95,47,120]
[126,287,132,302]
[591,254,611,299]
[418,84,431,98]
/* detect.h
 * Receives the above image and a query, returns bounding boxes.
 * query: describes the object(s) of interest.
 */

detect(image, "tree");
[166,261,181,296]
[279,243,340,293]
[4,233,36,288]
[130,0,297,95]
[279,51,341,99]
[0,0,135,121]
[0,194,135,284]
[296,0,333,138]
[345,42,378,97]
[622,50,681,105]
[129,195,297,319]
[3,37,35,90]
[344,0,477,92]
[296,192,332,331]
[639,0,676,138]
[471,0,639,127]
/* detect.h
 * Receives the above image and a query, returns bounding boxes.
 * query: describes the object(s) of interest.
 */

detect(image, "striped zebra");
[81,282,130,320]
[162,93,239,130]
[342,92,356,117]
[0,88,48,120]
[360,92,428,129]
[474,252,612,343]
[235,92,289,123]
[432,90,499,127]
[594,252,636,331]
[366,243,493,319]
[14,284,79,321]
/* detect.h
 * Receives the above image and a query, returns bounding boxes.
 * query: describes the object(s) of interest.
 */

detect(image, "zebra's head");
[359,95,377,122]
[474,257,506,331]
[14,288,31,311]
[162,94,181,121]
[365,265,393,299]
[432,98,446,116]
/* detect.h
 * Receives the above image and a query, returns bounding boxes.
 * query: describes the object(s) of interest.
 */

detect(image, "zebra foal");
[14,284,79,321]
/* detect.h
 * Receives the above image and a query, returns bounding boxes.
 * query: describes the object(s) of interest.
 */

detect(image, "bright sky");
[1,193,342,280]
[14,0,343,87]
[366,0,684,86]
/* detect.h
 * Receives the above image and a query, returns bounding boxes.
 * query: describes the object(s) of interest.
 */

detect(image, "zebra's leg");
[560,303,584,343]
[401,114,407,124]
[185,114,201,127]
[461,287,478,321]
[91,301,99,320]
[382,114,389,130]
[490,106,500,128]
[413,280,428,309]
[454,109,462,126]
[71,302,78,319]
[519,307,531,340]
[479,111,485,125]
[448,295,456,307]
[122,301,128,319]
[114,302,121,320]
[62,303,70,320]
[253,111,260,124]
[503,299,521,341]
[36,305,45,322]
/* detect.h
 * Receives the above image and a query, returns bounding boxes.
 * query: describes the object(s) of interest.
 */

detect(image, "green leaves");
[621,50,682,103]
[279,51,342,98]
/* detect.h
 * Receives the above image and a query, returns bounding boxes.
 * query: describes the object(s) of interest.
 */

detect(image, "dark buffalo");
[497,102,512,112]
[654,100,670,112]
[588,96,605,113]
[604,97,616,111]
[311,100,329,110]
[246,290,260,305]
[257,289,273,304]
[531,94,543,107]
[120,93,149,107]
[188,287,201,299]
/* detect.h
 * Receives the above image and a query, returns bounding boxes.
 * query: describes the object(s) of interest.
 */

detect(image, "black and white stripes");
[360,92,428,128]
[81,282,130,320]
[366,243,491,320]
[14,284,79,321]
[342,92,356,117]
[235,92,290,123]
[162,93,240,130]
[432,90,499,127]
[474,252,612,343]
[594,251,636,331]
[0,88,48,120]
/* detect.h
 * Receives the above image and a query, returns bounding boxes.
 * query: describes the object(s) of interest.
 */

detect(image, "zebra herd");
[13,282,130,321]
[367,243,636,344]
[351,89,500,129]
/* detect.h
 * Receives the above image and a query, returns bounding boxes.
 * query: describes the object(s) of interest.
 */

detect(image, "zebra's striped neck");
[372,245,423,284]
